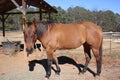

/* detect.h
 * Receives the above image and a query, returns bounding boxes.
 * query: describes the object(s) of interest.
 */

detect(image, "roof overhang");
[0,0,57,15]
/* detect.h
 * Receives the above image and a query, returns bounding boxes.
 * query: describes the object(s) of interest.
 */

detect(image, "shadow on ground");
[28,56,96,77]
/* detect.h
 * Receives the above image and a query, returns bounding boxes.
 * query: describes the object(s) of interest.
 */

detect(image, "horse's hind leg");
[82,43,91,73]
[92,47,102,76]
[52,52,61,75]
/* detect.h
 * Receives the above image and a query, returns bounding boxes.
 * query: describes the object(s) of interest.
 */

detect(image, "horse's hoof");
[78,71,82,75]
[95,73,100,77]
[81,69,87,74]
[78,69,83,74]
[93,73,96,77]
[55,71,60,75]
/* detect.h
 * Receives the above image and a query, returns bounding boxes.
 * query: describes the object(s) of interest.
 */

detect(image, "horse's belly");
[58,38,85,49]
[60,43,82,49]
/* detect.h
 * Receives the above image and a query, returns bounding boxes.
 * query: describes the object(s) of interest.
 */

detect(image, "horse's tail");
[98,37,103,74]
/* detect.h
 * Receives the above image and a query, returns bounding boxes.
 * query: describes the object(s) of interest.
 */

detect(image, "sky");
[45,0,120,14]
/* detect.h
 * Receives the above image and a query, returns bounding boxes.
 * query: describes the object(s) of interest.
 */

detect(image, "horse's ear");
[32,18,36,27]
[22,18,27,29]
[22,18,27,25]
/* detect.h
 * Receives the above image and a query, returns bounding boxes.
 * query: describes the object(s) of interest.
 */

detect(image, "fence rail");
[0,32,120,45]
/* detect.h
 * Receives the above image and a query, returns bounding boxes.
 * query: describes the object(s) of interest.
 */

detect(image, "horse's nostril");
[26,48,33,54]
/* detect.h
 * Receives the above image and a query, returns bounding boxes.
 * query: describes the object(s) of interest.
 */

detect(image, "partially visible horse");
[23,18,103,79]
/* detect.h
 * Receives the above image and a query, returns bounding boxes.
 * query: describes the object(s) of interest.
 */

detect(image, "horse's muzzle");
[26,48,33,55]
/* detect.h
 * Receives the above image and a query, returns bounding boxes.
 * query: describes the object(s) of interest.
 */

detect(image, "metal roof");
[0,0,57,14]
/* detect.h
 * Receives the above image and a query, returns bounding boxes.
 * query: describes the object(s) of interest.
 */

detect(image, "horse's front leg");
[45,59,52,79]
[46,47,60,79]
[45,48,52,79]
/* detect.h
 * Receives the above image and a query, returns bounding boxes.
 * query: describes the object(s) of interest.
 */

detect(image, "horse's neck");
[36,24,51,48]
[36,23,48,37]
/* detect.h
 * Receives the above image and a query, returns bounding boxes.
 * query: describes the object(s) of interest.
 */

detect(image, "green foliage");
[0,6,120,32]
[51,6,120,32]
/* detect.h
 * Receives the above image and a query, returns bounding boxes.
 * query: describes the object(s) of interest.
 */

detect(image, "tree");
[1,6,120,32]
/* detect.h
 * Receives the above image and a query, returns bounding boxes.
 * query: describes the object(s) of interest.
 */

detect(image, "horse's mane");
[36,20,56,37]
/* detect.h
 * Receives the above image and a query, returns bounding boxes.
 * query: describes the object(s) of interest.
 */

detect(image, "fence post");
[109,31,113,54]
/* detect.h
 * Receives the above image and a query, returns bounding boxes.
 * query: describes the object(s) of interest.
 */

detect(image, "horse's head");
[23,18,37,56]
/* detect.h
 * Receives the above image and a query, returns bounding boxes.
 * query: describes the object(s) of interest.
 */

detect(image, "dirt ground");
[0,32,120,80]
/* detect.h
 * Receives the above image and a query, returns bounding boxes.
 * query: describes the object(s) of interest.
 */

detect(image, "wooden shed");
[0,0,57,37]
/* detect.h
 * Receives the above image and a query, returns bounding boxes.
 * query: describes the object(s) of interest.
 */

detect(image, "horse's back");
[56,22,102,49]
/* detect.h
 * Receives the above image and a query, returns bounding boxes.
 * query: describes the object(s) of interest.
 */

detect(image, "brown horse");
[23,18,103,79]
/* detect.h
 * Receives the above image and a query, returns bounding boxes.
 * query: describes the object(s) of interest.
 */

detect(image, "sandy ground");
[0,31,120,80]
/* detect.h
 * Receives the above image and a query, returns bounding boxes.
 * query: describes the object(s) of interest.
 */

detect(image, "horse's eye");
[23,31,25,34]
[34,32,37,34]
